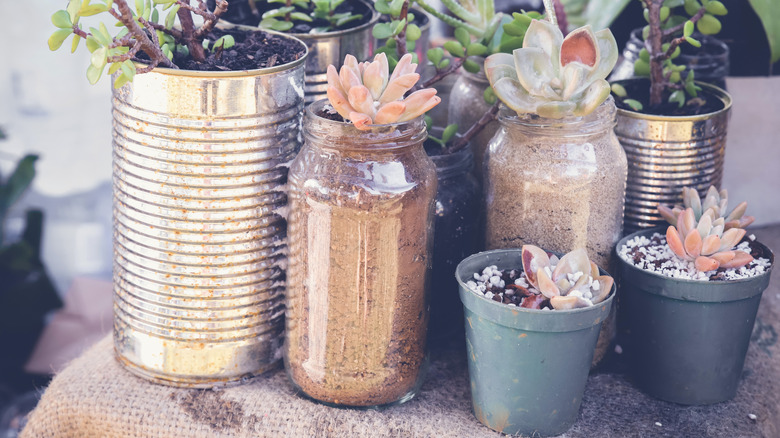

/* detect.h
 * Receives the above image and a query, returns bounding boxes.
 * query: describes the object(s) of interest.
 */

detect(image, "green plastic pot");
[617,227,774,405]
[456,249,615,437]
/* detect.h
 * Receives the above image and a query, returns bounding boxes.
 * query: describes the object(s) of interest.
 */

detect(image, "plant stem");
[394,0,411,58]
[663,6,707,37]
[647,0,665,107]
[543,0,558,28]
[421,58,465,88]
[113,0,176,68]
[448,102,499,153]
[177,3,206,62]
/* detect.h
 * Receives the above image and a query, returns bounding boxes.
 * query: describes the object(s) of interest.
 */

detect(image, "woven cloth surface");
[20,229,780,438]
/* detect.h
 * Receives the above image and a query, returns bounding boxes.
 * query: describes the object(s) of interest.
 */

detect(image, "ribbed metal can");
[112,38,306,387]
[615,81,732,234]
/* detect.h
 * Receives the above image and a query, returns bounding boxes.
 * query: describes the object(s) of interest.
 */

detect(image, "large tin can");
[615,80,732,233]
[112,36,307,387]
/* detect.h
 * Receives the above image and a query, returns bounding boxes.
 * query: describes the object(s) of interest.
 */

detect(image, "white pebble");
[614,344,623,354]
[489,276,501,286]
[592,281,600,291]
[569,290,583,298]
[485,292,494,299]
[748,413,757,421]
[655,422,662,427]
[466,281,476,289]
[543,266,552,277]
[473,273,481,280]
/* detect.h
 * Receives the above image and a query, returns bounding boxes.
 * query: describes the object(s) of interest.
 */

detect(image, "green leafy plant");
[258,0,363,32]
[611,0,728,111]
[748,0,780,66]
[424,117,459,148]
[559,0,632,31]
[48,0,229,88]
[372,0,426,67]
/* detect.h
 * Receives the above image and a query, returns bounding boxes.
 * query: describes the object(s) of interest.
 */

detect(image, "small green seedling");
[259,0,362,32]
[424,117,459,149]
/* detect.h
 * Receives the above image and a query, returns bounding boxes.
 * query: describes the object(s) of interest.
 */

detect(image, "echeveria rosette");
[326,53,441,131]
[484,20,618,119]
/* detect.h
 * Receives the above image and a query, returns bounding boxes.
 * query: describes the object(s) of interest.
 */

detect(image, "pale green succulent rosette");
[484,19,618,119]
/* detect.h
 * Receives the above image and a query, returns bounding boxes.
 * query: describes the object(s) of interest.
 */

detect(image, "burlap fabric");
[21,230,780,438]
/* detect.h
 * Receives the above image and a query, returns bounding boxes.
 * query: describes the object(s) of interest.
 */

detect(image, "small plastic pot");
[617,227,774,405]
[456,249,615,436]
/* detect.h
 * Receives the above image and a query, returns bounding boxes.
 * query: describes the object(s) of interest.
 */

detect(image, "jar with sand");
[285,54,440,407]
[481,17,626,364]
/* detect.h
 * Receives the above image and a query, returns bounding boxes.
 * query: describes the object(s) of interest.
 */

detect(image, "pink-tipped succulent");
[326,53,441,130]
[664,207,754,272]
[658,186,755,231]
[521,245,613,310]
[484,20,618,119]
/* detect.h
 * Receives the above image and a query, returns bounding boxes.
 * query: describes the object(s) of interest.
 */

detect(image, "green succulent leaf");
[374,0,391,15]
[455,27,470,47]
[113,72,131,89]
[81,4,110,17]
[669,90,685,107]
[52,10,73,29]
[611,83,627,97]
[664,0,684,7]
[151,8,159,23]
[467,43,487,57]
[697,14,722,35]
[443,41,465,58]
[439,58,451,69]
[108,61,122,75]
[385,38,396,49]
[372,23,394,40]
[685,36,702,47]
[71,34,81,53]
[660,6,670,22]
[393,18,407,36]
[684,0,702,17]
[427,47,444,66]
[634,58,650,76]
[67,0,81,22]
[463,58,480,73]
[406,24,422,42]
[86,63,105,85]
[684,20,694,37]
[90,46,108,69]
[498,36,524,53]
[639,48,650,62]
[705,1,728,16]
[441,124,458,144]
[290,12,313,22]
[623,98,644,111]
[85,35,100,52]
[483,87,497,105]
[214,35,236,50]
[48,29,72,51]
[642,25,650,40]
[165,5,179,29]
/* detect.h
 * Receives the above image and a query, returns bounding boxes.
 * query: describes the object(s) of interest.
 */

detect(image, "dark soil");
[470,268,553,310]
[210,0,373,34]
[135,28,305,71]
[612,78,725,117]
[315,105,345,122]
[423,138,448,156]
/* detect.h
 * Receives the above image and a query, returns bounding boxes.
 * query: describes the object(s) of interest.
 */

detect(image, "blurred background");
[0,0,778,433]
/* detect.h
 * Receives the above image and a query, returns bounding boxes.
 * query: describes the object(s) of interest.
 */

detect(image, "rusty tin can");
[112,34,306,387]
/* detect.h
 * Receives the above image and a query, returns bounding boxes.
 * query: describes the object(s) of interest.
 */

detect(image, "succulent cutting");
[326,53,441,130]
[483,19,618,119]
[658,186,755,272]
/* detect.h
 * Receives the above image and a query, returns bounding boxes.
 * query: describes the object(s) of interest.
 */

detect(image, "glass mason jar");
[447,69,500,181]
[427,143,480,341]
[285,100,438,407]
[484,97,627,272]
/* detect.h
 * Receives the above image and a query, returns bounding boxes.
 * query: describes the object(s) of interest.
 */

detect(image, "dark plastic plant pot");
[617,227,774,405]
[456,249,615,437]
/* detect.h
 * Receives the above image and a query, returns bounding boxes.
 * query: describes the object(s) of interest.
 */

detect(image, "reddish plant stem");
[194,0,227,40]
[177,3,206,62]
[394,0,410,58]
[421,57,465,88]
[664,36,687,59]
[114,0,176,68]
[448,102,499,153]
[646,0,665,107]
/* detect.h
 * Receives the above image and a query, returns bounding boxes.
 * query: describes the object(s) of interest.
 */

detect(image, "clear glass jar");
[285,100,437,407]
[428,144,480,341]
[484,97,627,271]
[447,69,500,181]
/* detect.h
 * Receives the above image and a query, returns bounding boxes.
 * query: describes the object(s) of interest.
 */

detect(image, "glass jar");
[427,144,480,341]
[484,97,627,272]
[447,69,500,181]
[285,100,438,407]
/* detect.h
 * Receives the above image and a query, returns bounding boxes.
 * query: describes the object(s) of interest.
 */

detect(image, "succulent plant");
[326,53,441,130]
[658,186,755,231]
[520,245,613,310]
[483,19,618,119]
[663,208,753,272]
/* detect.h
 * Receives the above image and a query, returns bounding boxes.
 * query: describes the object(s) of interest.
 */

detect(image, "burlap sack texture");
[21,229,780,438]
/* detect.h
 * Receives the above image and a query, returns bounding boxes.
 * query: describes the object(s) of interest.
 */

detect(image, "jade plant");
[257,0,364,32]
[483,16,618,118]
[49,0,233,88]
[326,53,441,130]
[611,0,728,111]
[659,186,755,272]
